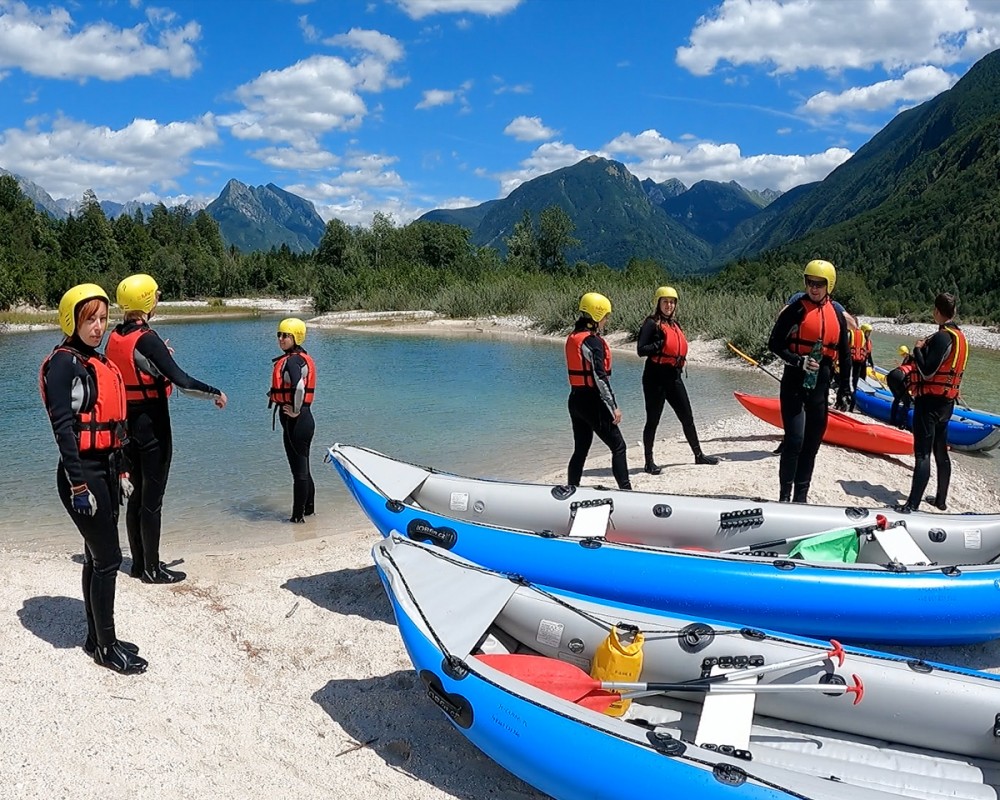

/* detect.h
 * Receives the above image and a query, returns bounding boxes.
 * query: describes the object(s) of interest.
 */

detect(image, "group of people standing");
[40,277,316,675]
[565,260,968,516]
[565,286,719,493]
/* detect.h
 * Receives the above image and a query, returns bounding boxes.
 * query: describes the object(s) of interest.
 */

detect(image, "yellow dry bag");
[590,624,644,717]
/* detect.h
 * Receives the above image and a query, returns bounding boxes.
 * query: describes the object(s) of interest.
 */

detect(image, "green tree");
[504,210,539,271]
[538,205,579,273]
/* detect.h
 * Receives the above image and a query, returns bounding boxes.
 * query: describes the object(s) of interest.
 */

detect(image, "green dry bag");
[788,528,860,564]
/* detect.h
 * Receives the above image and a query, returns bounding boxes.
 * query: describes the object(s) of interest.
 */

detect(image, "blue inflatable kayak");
[854,378,1000,452]
[332,444,1000,645]
[376,534,1000,800]
[870,366,1000,427]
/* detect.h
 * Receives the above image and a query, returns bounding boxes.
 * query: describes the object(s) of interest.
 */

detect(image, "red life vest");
[269,351,317,407]
[914,325,968,400]
[650,319,688,368]
[566,329,612,389]
[849,329,866,362]
[39,346,128,454]
[787,298,841,360]
[105,326,173,403]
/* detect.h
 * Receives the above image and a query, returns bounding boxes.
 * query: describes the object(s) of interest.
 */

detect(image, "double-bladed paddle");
[720,513,904,555]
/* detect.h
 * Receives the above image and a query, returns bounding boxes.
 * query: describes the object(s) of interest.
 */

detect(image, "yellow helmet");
[803,259,836,294]
[117,273,159,314]
[654,286,679,302]
[860,323,873,333]
[899,345,910,356]
[58,284,109,337]
[578,292,612,323]
[278,317,307,346]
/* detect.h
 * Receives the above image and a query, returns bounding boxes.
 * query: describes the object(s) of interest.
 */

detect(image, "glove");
[71,484,98,517]
[120,473,134,501]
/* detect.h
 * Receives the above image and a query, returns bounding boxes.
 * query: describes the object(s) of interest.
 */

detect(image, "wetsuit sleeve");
[768,303,805,367]
[135,332,222,399]
[281,354,310,414]
[913,330,953,380]
[41,352,89,486]
[835,308,852,394]
[636,318,662,358]
[582,334,618,414]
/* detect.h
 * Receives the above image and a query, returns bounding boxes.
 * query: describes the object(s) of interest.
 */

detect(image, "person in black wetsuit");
[886,345,915,429]
[565,292,631,490]
[105,274,228,584]
[636,286,719,473]
[39,283,147,674]
[896,293,968,513]
[269,318,316,523]
[768,260,852,503]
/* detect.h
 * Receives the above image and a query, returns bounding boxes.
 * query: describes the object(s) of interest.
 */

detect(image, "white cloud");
[614,140,854,193]
[0,114,218,200]
[503,115,557,141]
[603,129,689,160]
[394,0,522,20]
[493,141,599,197]
[324,27,405,63]
[0,0,200,80]
[415,80,472,110]
[676,0,999,76]
[250,145,340,170]
[802,65,959,115]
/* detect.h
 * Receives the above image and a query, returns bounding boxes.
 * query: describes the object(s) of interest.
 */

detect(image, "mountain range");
[4,45,1000,279]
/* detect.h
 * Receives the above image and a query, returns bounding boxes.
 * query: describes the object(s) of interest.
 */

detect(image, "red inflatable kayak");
[734,392,913,456]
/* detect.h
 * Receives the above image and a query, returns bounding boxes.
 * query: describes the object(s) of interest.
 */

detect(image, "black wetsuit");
[566,322,631,490]
[768,300,852,503]
[41,339,124,647]
[903,325,962,509]
[636,316,709,463]
[274,348,315,521]
[886,365,912,428]
[110,320,223,574]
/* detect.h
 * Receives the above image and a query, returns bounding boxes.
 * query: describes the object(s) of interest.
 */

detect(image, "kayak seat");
[694,666,758,751]
[870,525,931,566]
[567,499,613,539]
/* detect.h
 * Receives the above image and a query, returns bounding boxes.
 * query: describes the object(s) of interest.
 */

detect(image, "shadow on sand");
[282,565,395,625]
[313,672,543,800]
[18,595,86,649]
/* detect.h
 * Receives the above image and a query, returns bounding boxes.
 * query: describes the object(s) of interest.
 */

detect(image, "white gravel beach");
[5,306,1000,799]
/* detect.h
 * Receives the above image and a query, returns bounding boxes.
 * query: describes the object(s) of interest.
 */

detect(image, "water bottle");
[802,340,823,390]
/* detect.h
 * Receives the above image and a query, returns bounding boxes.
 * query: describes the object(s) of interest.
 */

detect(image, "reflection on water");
[1,318,993,553]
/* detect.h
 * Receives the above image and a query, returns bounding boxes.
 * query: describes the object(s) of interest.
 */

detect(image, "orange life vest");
[913,325,968,400]
[269,351,317,407]
[105,326,173,403]
[566,329,612,389]
[849,329,866,362]
[787,298,841,360]
[39,346,128,454]
[650,319,688,368]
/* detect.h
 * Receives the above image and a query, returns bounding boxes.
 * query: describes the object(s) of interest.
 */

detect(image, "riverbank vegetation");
[1,174,978,360]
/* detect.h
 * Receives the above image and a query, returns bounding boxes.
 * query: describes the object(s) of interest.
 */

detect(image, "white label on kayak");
[964,529,982,549]
[536,619,564,649]
[449,492,469,512]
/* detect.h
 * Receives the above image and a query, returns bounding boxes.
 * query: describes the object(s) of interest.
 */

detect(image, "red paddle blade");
[476,653,600,702]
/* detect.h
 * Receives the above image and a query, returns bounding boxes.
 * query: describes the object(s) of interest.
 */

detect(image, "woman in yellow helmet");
[39,284,147,674]
[565,293,631,490]
[886,344,915,429]
[269,318,317,522]
[104,274,228,584]
[767,260,852,503]
[636,286,718,472]
[847,322,875,411]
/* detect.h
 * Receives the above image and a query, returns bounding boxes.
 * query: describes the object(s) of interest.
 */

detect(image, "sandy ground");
[6,308,1000,799]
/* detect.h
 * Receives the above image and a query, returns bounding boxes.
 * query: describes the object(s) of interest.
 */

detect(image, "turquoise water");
[5,318,996,554]
[1,318,775,553]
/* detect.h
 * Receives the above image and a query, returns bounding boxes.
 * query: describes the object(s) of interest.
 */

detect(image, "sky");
[1,0,999,227]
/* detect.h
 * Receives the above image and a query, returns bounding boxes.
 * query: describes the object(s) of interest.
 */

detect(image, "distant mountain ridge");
[205,180,326,254]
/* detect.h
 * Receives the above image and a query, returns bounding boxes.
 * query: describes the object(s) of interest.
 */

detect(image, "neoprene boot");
[779,483,792,502]
[643,452,662,475]
[85,636,139,657]
[141,563,186,584]
[94,641,148,675]
[925,495,948,511]
[792,482,810,504]
[694,452,719,465]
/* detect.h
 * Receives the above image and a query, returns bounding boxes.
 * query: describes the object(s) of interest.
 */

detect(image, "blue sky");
[1,0,998,226]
